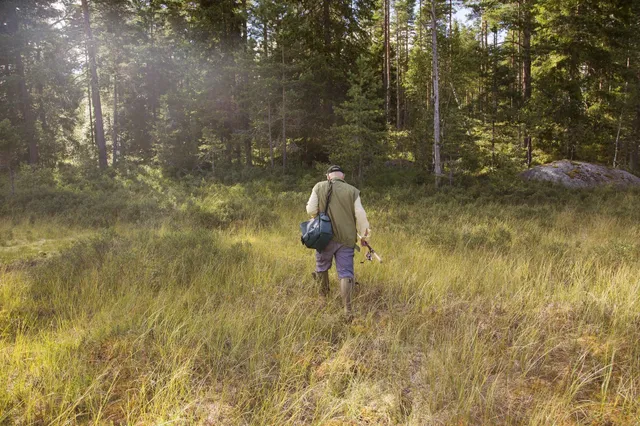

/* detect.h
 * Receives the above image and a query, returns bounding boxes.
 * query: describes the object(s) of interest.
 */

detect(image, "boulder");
[521,160,640,188]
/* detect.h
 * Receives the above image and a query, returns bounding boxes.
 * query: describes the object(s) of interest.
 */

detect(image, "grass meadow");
[2,168,640,424]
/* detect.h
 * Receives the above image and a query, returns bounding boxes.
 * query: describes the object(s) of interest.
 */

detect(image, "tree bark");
[418,0,423,43]
[268,102,274,168]
[241,0,252,167]
[282,44,287,170]
[614,112,623,168]
[242,0,248,45]
[404,9,409,127]
[630,143,638,174]
[522,0,532,167]
[448,0,452,37]
[9,162,15,195]
[384,0,391,123]
[522,10,532,101]
[112,66,118,166]
[323,0,334,119]
[85,47,94,148]
[396,1,401,129]
[35,49,50,138]
[631,71,640,173]
[492,28,497,167]
[431,0,442,184]
[148,3,158,122]
[263,15,273,169]
[10,7,39,165]
[323,0,331,52]
[81,0,108,169]
[263,13,269,54]
[614,59,631,169]
[245,137,252,167]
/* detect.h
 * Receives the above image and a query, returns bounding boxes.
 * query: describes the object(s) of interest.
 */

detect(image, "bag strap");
[321,180,333,214]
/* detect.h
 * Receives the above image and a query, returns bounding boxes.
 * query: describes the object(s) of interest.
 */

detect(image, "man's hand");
[360,229,370,247]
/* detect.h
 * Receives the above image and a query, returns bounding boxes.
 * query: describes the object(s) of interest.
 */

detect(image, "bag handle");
[321,180,333,214]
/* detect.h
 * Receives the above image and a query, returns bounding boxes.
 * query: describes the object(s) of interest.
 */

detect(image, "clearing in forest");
[1,178,640,424]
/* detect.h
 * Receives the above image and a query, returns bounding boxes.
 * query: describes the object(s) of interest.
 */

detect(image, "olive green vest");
[314,178,360,248]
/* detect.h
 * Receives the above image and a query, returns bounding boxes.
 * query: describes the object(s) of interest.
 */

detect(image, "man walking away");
[306,165,371,317]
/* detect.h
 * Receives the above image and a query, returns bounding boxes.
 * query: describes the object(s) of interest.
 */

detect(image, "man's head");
[326,165,345,181]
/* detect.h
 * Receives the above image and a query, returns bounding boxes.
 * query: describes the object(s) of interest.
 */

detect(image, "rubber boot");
[312,270,330,297]
[340,277,354,318]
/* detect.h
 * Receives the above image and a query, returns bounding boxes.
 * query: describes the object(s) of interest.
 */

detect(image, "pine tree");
[81,0,107,169]
[332,56,384,181]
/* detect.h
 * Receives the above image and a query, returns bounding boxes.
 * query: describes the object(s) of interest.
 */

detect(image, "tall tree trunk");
[517,0,522,97]
[522,10,532,101]
[9,161,15,195]
[483,19,489,120]
[404,11,409,127]
[263,14,269,54]
[491,28,498,167]
[384,0,391,123]
[35,49,50,138]
[242,0,248,45]
[631,71,640,173]
[323,0,333,119]
[431,0,442,185]
[614,58,631,169]
[522,0,532,167]
[396,2,401,129]
[268,102,274,168]
[418,0,423,43]
[112,67,118,166]
[263,17,273,169]
[242,0,252,167]
[37,87,49,135]
[478,17,485,115]
[245,134,252,167]
[282,44,287,170]
[510,30,515,108]
[85,47,94,148]
[10,7,39,165]
[630,142,638,174]
[81,0,108,169]
[148,3,158,122]
[614,113,623,168]
[448,0,452,37]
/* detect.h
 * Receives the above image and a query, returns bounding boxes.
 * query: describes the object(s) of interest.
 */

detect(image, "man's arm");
[354,196,370,241]
[306,185,319,216]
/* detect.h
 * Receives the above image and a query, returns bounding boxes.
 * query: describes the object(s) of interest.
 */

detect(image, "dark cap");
[326,165,343,174]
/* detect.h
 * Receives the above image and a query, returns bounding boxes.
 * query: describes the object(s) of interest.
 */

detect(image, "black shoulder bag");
[300,182,333,251]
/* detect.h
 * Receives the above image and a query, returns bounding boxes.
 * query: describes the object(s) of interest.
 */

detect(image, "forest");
[1,0,639,177]
[3,0,640,424]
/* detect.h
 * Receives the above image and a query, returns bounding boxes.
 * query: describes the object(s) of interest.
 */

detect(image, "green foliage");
[3,0,640,175]
[530,0,636,163]
[331,56,385,180]
[0,119,20,160]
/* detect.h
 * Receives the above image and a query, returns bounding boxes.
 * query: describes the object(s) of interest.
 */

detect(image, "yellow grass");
[1,186,640,424]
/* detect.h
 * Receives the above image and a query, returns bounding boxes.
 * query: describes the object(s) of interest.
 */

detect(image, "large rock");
[521,160,640,188]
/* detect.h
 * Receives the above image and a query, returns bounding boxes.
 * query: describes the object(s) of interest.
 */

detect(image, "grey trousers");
[315,240,355,279]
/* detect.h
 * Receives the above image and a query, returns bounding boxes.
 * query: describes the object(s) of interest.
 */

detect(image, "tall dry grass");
[2,177,640,424]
